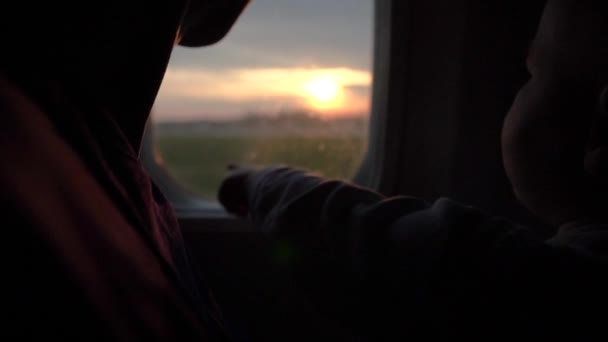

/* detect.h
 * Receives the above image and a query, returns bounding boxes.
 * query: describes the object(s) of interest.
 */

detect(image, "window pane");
[152,0,374,199]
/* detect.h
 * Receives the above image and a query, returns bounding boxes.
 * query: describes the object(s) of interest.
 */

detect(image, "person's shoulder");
[0,76,74,197]
[0,76,208,340]
[0,76,119,229]
[0,76,127,233]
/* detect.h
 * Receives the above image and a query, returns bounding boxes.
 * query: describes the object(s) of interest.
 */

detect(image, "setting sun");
[160,67,372,120]
[305,77,342,103]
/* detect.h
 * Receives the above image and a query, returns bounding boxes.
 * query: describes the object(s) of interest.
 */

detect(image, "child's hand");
[217,163,255,218]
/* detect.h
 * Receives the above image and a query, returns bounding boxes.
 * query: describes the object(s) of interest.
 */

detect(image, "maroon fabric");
[1,76,226,340]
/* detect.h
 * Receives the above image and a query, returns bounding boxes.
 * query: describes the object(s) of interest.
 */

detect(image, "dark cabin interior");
[4,0,606,340]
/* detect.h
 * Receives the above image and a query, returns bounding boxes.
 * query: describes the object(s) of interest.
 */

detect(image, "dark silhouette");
[2,1,248,341]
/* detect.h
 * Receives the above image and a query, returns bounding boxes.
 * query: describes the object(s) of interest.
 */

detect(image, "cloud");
[154,66,371,120]
[154,0,374,121]
[170,0,373,71]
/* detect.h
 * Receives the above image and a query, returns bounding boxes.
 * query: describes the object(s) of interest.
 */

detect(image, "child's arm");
[218,166,606,338]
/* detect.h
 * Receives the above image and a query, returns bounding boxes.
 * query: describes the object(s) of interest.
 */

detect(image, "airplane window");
[152,0,374,198]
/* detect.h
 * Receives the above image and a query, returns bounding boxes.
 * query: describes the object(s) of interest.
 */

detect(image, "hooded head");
[0,0,249,147]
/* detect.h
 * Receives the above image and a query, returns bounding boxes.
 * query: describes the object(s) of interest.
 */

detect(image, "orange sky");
[154,66,372,121]
[152,0,373,122]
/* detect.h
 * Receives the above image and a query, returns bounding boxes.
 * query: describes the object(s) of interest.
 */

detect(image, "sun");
[305,77,341,103]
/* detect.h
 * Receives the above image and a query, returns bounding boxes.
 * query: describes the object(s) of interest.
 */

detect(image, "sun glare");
[305,77,341,103]
[160,67,372,118]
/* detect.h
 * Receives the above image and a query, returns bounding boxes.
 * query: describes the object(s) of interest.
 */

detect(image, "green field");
[155,134,367,199]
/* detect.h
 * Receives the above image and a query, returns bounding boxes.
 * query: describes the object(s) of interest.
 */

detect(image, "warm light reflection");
[157,67,371,120]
